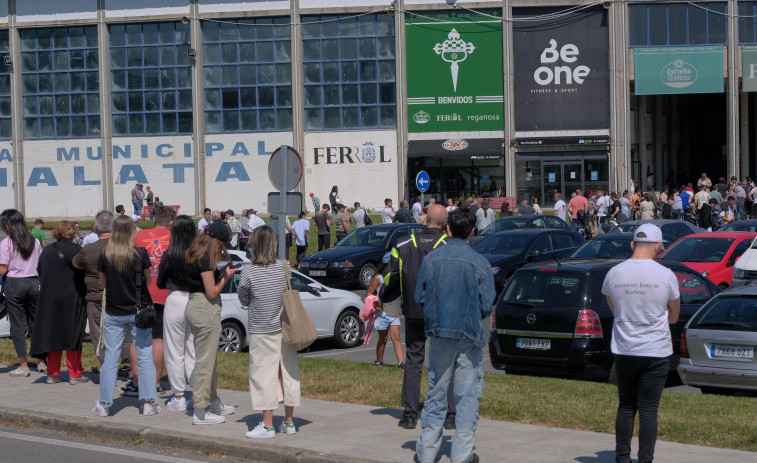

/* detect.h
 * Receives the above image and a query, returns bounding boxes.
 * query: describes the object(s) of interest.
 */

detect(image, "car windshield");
[501,273,588,309]
[474,234,530,254]
[609,223,638,234]
[571,239,632,259]
[336,227,391,247]
[662,237,734,263]
[690,296,757,332]
[724,223,757,233]
[481,218,532,236]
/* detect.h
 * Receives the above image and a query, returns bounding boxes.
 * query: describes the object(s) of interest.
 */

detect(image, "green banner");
[405,10,504,133]
[743,46,757,92]
[634,46,724,95]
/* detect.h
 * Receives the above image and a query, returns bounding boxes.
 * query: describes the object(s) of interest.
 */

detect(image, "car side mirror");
[308,283,323,294]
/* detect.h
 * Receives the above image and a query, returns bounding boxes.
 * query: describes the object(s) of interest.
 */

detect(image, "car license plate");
[309,270,326,277]
[710,344,754,360]
[516,337,551,350]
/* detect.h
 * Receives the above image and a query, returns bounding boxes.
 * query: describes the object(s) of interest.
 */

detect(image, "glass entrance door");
[563,163,583,199]
[543,163,562,208]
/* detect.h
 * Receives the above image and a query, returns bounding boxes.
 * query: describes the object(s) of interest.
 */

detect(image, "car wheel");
[219,321,245,353]
[333,310,363,348]
[358,263,377,289]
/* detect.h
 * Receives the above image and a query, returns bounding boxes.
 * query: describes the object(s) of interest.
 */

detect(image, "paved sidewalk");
[0,366,751,463]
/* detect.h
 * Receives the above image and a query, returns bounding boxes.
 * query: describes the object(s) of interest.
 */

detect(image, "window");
[21,26,100,139]
[302,13,396,130]
[110,22,192,135]
[290,273,313,292]
[739,2,757,43]
[674,270,711,304]
[553,233,575,251]
[503,273,588,309]
[628,3,729,47]
[0,30,10,139]
[530,235,554,255]
[202,17,292,133]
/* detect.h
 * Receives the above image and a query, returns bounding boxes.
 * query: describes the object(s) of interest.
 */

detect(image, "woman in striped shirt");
[237,226,301,439]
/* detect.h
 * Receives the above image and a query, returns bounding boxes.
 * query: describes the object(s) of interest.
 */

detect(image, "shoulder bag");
[280,260,317,351]
[134,253,157,329]
[363,210,373,226]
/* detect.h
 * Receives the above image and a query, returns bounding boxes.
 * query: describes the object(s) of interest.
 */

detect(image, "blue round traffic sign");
[416,171,430,192]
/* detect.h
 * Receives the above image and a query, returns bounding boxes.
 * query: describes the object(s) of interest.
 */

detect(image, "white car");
[218,264,365,352]
[732,237,757,286]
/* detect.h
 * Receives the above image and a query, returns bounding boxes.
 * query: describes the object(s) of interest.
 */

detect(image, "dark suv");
[488,259,720,381]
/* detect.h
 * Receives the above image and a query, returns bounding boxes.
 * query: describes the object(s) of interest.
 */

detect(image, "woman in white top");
[475,198,495,232]
[531,197,542,215]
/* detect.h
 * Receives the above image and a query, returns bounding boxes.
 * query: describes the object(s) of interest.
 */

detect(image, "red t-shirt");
[135,226,171,305]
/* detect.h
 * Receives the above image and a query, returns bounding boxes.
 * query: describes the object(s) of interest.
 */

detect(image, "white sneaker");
[166,396,187,412]
[245,422,275,439]
[209,398,235,416]
[141,400,161,416]
[92,401,109,417]
[278,420,297,435]
[193,407,226,425]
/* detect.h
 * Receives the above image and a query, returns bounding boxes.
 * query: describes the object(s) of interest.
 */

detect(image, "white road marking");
[0,429,205,462]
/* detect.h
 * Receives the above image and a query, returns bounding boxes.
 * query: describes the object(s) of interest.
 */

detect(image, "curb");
[0,406,385,463]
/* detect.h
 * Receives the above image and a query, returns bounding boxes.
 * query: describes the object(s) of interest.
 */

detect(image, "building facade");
[0,0,752,217]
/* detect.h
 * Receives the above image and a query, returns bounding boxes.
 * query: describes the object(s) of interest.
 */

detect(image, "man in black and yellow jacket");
[383,204,455,430]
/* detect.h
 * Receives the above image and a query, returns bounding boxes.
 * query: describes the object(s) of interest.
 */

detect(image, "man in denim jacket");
[413,208,496,463]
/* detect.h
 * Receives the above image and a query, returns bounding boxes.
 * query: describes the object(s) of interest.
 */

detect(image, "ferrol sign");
[405,10,504,133]
[634,46,724,95]
[742,46,757,92]
[513,6,610,137]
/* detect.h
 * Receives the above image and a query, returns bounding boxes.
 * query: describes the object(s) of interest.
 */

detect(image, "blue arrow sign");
[416,171,430,192]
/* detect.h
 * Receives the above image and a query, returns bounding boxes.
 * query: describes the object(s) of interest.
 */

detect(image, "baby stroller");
[573,209,593,241]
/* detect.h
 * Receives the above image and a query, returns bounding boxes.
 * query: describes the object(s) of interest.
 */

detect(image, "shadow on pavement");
[574,450,617,462]
[369,407,403,420]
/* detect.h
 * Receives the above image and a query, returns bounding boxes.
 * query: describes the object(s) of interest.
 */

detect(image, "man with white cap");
[601,223,680,463]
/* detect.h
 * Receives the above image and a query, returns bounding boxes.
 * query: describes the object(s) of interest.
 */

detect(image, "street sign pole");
[279,144,287,260]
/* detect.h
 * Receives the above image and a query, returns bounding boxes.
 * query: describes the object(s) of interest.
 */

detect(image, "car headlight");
[701,270,709,278]
[329,261,354,268]
[491,266,500,276]
[300,261,310,268]
[733,268,745,279]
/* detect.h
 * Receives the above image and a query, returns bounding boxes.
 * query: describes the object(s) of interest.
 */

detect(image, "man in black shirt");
[313,204,332,251]
[395,200,413,223]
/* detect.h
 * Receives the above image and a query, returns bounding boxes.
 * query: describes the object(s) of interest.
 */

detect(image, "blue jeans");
[133,201,142,216]
[416,337,483,463]
[99,312,156,404]
[737,205,746,221]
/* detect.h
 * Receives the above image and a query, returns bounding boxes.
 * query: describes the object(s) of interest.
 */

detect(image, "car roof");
[678,231,757,239]
[721,281,757,296]
[362,224,421,229]
[490,228,574,237]
[521,258,695,272]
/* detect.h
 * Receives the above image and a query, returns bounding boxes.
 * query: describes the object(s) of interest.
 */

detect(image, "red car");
[659,231,757,289]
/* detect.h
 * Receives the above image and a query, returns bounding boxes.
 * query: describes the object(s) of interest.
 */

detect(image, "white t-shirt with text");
[554,200,567,220]
[601,259,680,357]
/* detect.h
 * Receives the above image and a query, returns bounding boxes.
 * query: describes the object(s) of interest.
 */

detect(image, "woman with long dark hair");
[93,215,159,417]
[238,226,301,438]
[30,221,88,384]
[157,214,197,412]
[0,209,43,377]
[184,233,238,425]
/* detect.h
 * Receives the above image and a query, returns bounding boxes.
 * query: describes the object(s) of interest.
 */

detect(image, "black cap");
[205,222,230,244]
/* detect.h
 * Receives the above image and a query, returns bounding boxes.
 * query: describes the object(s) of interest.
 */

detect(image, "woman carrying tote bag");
[237,226,301,439]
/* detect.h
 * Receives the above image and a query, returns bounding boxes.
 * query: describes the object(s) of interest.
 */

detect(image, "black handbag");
[134,253,157,329]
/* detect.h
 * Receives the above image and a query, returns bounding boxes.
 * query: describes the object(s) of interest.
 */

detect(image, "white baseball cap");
[633,223,663,243]
[131,214,141,222]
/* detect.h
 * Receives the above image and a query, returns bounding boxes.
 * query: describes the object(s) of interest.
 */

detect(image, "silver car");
[678,283,757,394]
[218,264,365,352]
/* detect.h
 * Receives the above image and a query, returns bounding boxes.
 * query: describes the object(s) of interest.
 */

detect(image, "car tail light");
[575,309,603,338]
[540,268,557,272]
[491,305,496,330]
[680,329,689,359]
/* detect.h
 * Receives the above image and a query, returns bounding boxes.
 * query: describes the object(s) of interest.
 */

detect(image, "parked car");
[473,229,584,292]
[678,283,757,394]
[488,259,720,381]
[299,224,424,289]
[607,219,704,239]
[470,215,571,247]
[218,264,364,352]
[659,231,757,289]
[721,220,757,232]
[569,232,676,260]
[732,236,757,286]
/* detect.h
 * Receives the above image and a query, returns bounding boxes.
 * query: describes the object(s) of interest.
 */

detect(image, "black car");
[470,215,571,247]
[473,228,585,292]
[569,232,677,260]
[488,259,720,381]
[299,224,425,289]
[721,219,757,232]
[607,219,704,239]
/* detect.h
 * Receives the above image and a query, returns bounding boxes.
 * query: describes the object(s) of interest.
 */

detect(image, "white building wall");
[198,0,290,13]
[111,136,197,216]
[0,142,13,211]
[203,132,294,215]
[104,0,190,19]
[303,130,398,213]
[16,0,97,23]
[22,139,103,219]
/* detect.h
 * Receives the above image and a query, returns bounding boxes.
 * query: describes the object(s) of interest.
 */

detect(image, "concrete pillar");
[189,0,204,215]
[654,95,665,189]
[727,6,739,179]
[670,97,680,179]
[504,0,516,198]
[97,0,113,210]
[638,96,649,185]
[395,0,406,201]
[8,0,22,211]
